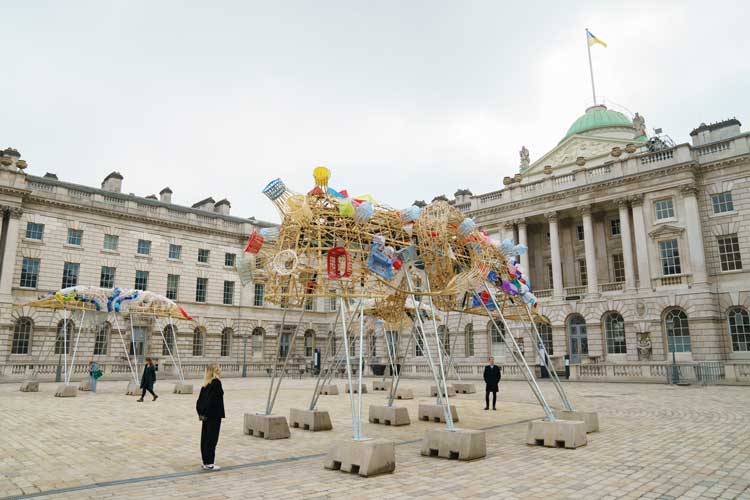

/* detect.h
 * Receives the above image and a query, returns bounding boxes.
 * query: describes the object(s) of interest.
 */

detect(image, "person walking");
[137,357,158,402]
[88,361,101,393]
[483,356,501,410]
[196,364,225,471]
[538,342,549,379]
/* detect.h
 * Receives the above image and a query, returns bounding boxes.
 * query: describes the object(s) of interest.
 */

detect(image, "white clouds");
[1,0,747,223]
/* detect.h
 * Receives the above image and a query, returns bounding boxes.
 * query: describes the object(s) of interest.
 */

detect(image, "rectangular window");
[711,192,734,214]
[255,257,263,270]
[546,262,553,289]
[612,254,625,282]
[329,292,338,311]
[253,283,264,306]
[610,218,621,236]
[718,235,743,271]
[198,248,210,263]
[577,259,587,287]
[224,253,236,267]
[25,222,45,240]
[20,257,40,288]
[103,234,119,250]
[94,324,109,355]
[166,274,180,300]
[223,280,235,305]
[134,270,149,290]
[67,229,83,246]
[137,239,151,255]
[196,277,208,302]
[168,244,182,260]
[100,266,116,288]
[576,224,584,241]
[304,298,314,311]
[655,199,674,220]
[659,239,681,275]
[62,262,79,288]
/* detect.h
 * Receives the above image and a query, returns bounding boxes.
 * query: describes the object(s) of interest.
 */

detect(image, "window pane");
[100,266,116,288]
[166,274,180,300]
[198,249,210,263]
[192,329,204,356]
[576,224,585,241]
[137,239,151,255]
[20,257,40,288]
[718,235,743,271]
[224,253,236,267]
[12,318,32,354]
[135,270,149,290]
[223,280,235,305]
[464,324,474,357]
[162,326,176,355]
[610,218,621,236]
[613,254,625,282]
[537,322,553,355]
[62,262,80,288]
[94,323,109,355]
[728,307,750,352]
[659,239,681,275]
[168,244,182,260]
[254,283,264,306]
[196,277,208,302]
[103,234,119,250]
[67,229,83,245]
[655,199,674,220]
[221,328,232,356]
[665,309,691,353]
[712,192,734,214]
[26,222,45,240]
[605,313,627,354]
[578,259,587,286]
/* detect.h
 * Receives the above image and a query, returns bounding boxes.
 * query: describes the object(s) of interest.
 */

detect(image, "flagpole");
[586,29,597,105]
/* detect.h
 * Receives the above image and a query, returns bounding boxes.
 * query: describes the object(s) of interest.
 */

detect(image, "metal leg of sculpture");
[66,310,86,385]
[156,315,184,383]
[340,297,362,440]
[267,309,308,415]
[111,313,138,385]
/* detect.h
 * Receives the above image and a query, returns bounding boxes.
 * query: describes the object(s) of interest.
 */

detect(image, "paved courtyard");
[1,377,749,500]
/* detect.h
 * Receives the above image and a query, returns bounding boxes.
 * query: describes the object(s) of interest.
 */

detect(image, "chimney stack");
[159,187,173,204]
[102,172,123,193]
[191,197,216,212]
[214,199,231,215]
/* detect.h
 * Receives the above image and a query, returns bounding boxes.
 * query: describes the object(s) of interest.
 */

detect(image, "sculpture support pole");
[357,305,364,440]
[340,297,360,440]
[424,274,455,430]
[111,313,137,384]
[62,308,68,385]
[66,310,85,385]
[267,308,308,415]
[309,305,342,410]
[167,317,184,383]
[388,322,414,407]
[128,313,139,386]
[156,315,184,383]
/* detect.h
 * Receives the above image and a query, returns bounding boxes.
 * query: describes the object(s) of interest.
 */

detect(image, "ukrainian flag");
[586,29,607,48]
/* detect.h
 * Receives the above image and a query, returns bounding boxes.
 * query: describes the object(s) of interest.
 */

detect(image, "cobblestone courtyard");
[1,377,749,500]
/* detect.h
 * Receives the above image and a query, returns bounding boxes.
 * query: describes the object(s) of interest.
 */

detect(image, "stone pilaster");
[617,198,637,290]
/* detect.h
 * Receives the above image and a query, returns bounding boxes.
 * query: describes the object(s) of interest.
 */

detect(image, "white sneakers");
[202,464,221,471]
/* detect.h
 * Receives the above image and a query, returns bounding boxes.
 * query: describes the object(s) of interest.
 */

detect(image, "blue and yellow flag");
[586,29,607,48]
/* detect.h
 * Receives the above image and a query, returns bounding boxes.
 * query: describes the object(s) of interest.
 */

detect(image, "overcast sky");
[3,1,747,223]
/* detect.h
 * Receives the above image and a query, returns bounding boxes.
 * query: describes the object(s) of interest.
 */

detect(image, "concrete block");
[372,381,392,391]
[344,384,368,394]
[526,419,587,449]
[324,439,395,477]
[368,405,410,426]
[453,383,476,394]
[243,413,291,440]
[430,385,456,397]
[173,383,194,394]
[126,383,140,396]
[54,384,77,398]
[290,408,333,431]
[418,403,459,423]
[320,385,339,395]
[78,379,91,391]
[556,410,600,433]
[421,428,486,461]
[394,388,414,400]
[19,380,39,392]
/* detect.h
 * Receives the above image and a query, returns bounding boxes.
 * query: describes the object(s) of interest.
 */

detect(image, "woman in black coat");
[197,364,225,471]
[138,357,158,402]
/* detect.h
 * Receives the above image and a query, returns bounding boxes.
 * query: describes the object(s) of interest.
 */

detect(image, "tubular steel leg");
[444,311,465,381]
[111,314,137,384]
[313,303,361,408]
[405,272,455,431]
[264,308,289,414]
[67,310,86,385]
[388,323,414,407]
[267,309,307,415]
[156,315,184,383]
[423,274,455,430]
[128,314,139,387]
[340,298,361,440]
[357,307,364,440]
[477,284,556,421]
[62,308,68,385]
[309,307,341,410]
[167,317,185,382]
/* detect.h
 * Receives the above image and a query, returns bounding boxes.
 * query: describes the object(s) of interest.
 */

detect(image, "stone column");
[617,199,637,290]
[630,195,651,290]
[503,221,515,244]
[579,205,599,296]
[516,218,528,270]
[0,207,22,299]
[682,185,707,284]
[546,212,564,298]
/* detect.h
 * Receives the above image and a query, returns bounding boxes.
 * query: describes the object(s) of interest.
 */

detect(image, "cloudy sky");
[3,1,747,223]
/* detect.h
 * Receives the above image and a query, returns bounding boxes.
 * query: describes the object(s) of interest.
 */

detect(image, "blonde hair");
[203,364,221,387]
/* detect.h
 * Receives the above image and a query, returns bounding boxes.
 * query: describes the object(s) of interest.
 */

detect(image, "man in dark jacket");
[137,357,158,402]
[483,356,501,410]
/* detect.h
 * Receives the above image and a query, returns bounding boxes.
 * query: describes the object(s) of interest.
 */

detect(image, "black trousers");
[485,389,497,408]
[141,387,156,398]
[201,418,222,465]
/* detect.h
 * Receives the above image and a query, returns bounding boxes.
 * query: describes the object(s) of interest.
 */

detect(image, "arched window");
[279,332,291,359]
[192,327,204,356]
[55,319,74,354]
[12,317,33,354]
[251,327,264,359]
[94,322,110,355]
[221,328,232,357]
[536,321,553,355]
[369,332,377,356]
[567,314,588,363]
[664,308,691,353]
[386,330,398,358]
[304,329,315,357]
[488,320,505,357]
[162,325,176,356]
[464,324,474,357]
[603,312,626,354]
[727,307,750,352]
[328,330,336,357]
[415,327,424,356]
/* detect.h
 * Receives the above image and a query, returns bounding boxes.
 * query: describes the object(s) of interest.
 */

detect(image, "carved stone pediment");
[648,224,684,238]
[525,136,634,176]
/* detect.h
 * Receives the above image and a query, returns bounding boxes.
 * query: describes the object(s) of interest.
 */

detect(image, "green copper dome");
[563,105,633,140]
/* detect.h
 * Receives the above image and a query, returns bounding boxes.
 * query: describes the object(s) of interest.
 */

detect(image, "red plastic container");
[244,230,264,254]
[327,247,352,279]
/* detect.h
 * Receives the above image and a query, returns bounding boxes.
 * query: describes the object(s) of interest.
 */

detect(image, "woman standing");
[88,361,100,393]
[196,364,225,471]
[137,357,158,402]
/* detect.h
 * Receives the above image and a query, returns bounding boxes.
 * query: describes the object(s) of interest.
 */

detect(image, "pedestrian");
[88,361,101,393]
[137,357,158,402]
[196,364,225,471]
[538,342,549,379]
[483,356,501,410]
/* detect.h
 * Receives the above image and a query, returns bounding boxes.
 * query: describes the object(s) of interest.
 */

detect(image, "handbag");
[93,370,103,379]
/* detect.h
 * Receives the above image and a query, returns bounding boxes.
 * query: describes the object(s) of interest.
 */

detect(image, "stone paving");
[1,377,749,499]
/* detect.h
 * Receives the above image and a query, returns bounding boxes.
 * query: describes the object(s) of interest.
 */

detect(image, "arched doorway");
[567,314,588,364]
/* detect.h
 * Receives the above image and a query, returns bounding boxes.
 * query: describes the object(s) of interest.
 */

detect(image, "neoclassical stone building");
[443,107,750,382]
